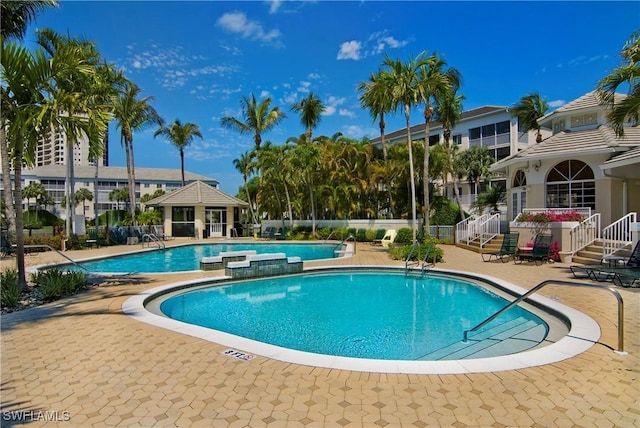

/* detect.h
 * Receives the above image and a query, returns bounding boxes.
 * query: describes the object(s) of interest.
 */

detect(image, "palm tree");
[1,0,58,244]
[36,28,113,236]
[1,0,58,40]
[22,182,47,221]
[112,81,163,224]
[75,187,93,219]
[358,70,394,161]
[1,36,101,288]
[220,93,286,149]
[510,92,549,143]
[456,145,495,199]
[232,151,258,225]
[597,30,640,137]
[381,53,428,242]
[290,93,325,144]
[434,87,466,220]
[288,135,321,235]
[417,53,462,233]
[154,119,202,186]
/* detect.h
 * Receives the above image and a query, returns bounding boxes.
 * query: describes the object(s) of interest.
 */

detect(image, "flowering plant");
[514,210,585,224]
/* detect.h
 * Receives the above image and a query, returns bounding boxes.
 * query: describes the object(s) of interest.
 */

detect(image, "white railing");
[456,214,494,245]
[602,212,637,260]
[479,213,501,248]
[455,216,476,244]
[568,213,601,254]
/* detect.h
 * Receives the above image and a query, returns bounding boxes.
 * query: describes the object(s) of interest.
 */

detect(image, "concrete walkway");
[1,240,638,427]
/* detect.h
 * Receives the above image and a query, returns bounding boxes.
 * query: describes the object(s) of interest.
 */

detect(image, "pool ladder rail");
[328,233,357,257]
[141,233,166,249]
[405,241,434,275]
[463,279,626,355]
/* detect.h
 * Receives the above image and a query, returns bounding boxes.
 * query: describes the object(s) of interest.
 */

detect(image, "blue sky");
[25,1,639,194]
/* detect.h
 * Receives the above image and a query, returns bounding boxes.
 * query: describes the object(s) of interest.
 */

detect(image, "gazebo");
[144,181,249,239]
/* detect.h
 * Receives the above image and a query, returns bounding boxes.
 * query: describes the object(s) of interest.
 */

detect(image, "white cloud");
[260,90,271,98]
[217,11,282,46]
[337,40,362,60]
[548,99,566,108]
[338,30,410,61]
[308,72,320,80]
[267,0,282,14]
[323,96,347,116]
[339,109,355,118]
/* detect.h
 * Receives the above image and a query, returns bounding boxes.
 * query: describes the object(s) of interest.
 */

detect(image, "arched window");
[546,160,595,209]
[511,170,527,220]
[512,170,527,187]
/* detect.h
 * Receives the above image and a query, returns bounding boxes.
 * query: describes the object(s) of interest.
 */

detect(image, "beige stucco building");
[145,181,249,239]
[490,91,640,227]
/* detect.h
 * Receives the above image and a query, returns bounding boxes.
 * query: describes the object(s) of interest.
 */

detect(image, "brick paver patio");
[1,240,638,427]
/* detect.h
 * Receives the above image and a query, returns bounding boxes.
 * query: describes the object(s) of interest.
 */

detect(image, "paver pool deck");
[1,239,638,427]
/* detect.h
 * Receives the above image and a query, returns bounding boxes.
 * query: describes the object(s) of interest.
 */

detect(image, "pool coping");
[122,265,601,374]
[32,240,351,275]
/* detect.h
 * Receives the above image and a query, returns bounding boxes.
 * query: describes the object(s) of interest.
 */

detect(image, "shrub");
[365,229,377,242]
[31,268,87,300]
[0,269,21,309]
[394,228,414,245]
[355,229,367,242]
[389,239,444,263]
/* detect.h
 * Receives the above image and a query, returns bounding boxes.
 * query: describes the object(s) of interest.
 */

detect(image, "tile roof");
[145,180,248,207]
[370,106,507,143]
[492,125,640,168]
[538,91,626,125]
[22,164,217,183]
[602,145,640,169]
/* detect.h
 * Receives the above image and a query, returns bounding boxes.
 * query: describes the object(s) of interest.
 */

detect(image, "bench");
[200,250,258,271]
[225,253,303,279]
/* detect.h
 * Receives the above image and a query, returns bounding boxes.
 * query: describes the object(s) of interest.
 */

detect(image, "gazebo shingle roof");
[145,180,248,207]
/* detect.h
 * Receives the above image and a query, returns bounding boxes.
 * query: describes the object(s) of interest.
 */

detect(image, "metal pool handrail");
[24,244,90,272]
[463,279,626,354]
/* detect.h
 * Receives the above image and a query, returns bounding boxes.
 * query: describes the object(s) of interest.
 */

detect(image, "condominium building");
[370,105,547,211]
[3,164,218,221]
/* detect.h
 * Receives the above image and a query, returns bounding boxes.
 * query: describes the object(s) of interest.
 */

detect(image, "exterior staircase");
[456,234,504,254]
[573,240,634,265]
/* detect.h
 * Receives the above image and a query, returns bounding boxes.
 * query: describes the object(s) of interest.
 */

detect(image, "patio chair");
[371,229,387,246]
[570,241,640,285]
[481,232,520,263]
[514,233,553,265]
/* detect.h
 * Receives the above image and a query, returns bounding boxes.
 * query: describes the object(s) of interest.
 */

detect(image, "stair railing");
[455,216,475,245]
[479,213,501,248]
[602,212,637,261]
[462,279,626,354]
[569,213,601,254]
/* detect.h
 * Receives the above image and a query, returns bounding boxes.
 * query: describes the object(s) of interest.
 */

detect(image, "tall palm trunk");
[13,145,27,288]
[243,177,257,225]
[65,138,76,236]
[179,148,185,186]
[283,181,293,229]
[379,114,387,162]
[125,137,137,224]
[0,125,17,239]
[405,104,417,243]
[423,105,432,235]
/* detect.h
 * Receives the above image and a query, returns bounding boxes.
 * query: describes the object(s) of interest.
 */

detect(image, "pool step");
[417,317,545,361]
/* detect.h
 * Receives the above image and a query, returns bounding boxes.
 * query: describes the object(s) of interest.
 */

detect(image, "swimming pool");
[127,267,600,373]
[70,242,339,273]
[158,270,549,360]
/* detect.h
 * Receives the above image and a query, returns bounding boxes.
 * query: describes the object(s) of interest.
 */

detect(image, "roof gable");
[146,181,248,207]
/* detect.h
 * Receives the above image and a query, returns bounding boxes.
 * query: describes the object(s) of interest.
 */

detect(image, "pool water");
[74,243,338,273]
[159,270,549,360]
